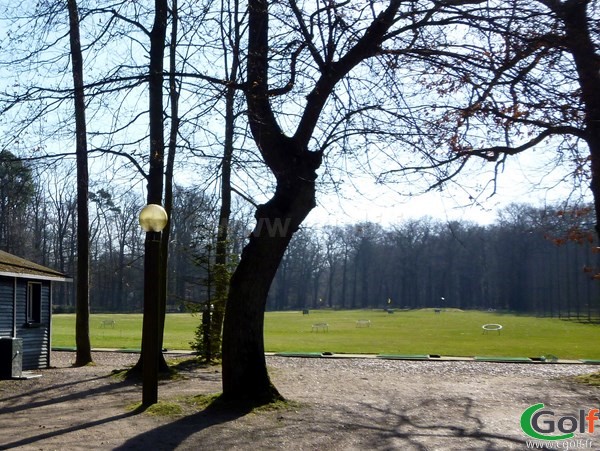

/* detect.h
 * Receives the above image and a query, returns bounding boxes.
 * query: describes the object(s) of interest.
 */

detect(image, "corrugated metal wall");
[10,279,51,370]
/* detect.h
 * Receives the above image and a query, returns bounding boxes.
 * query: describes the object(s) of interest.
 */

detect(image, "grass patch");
[575,372,600,387]
[52,310,600,360]
[52,313,198,351]
[188,393,222,409]
[167,356,209,371]
[263,309,600,360]
[124,393,303,418]
[127,401,184,416]
[109,357,216,386]
[187,393,300,414]
[110,368,131,381]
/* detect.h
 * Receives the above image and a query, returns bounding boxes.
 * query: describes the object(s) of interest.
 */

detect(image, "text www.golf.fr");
[525,439,595,449]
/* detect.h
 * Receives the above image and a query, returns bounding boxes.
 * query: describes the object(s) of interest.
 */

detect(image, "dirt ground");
[0,351,599,450]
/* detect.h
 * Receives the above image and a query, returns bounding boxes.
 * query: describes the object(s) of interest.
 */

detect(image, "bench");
[311,323,329,332]
[100,320,116,328]
[356,320,371,328]
[482,323,502,334]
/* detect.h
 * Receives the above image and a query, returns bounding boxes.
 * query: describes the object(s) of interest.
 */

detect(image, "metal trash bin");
[0,337,23,379]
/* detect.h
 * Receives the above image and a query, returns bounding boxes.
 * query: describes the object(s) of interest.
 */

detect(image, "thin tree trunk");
[327,263,335,308]
[67,0,92,367]
[156,0,179,372]
[135,0,167,392]
[207,0,241,361]
[340,245,348,309]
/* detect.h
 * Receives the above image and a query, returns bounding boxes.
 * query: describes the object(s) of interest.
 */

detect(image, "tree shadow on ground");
[350,397,527,450]
[0,374,132,415]
[1,399,250,451]
[0,363,245,451]
[113,400,254,450]
[0,371,141,449]
[107,393,530,450]
[0,410,138,450]
[0,374,109,406]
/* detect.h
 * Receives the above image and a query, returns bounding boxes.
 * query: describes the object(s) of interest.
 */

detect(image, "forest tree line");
[269,205,600,321]
[3,150,598,320]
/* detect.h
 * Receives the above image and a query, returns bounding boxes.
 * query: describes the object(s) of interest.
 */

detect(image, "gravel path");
[0,351,598,450]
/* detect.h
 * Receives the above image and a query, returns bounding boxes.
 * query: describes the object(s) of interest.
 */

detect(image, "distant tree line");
[268,204,600,321]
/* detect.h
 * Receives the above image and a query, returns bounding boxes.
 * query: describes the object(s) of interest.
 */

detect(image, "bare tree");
[222,0,446,403]
[222,0,590,403]
[382,1,600,233]
[67,0,93,367]
[202,0,245,362]
[139,0,168,406]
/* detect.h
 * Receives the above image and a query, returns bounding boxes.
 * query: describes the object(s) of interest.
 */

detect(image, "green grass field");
[51,309,600,360]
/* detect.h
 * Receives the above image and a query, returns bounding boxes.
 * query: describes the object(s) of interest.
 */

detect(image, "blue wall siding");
[0,278,13,336]
[0,277,51,370]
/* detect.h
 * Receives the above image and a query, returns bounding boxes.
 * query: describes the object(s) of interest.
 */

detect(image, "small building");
[0,250,71,375]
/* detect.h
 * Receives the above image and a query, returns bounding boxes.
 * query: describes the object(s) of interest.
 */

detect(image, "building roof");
[0,250,72,282]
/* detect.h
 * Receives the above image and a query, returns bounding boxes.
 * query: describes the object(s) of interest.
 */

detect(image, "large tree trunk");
[221,165,318,402]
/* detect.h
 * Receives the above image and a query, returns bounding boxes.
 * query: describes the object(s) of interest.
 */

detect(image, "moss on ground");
[575,371,600,387]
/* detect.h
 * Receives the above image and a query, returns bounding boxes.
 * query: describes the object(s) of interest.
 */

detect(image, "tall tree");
[208,0,243,362]
[67,0,93,367]
[157,0,180,371]
[222,0,410,403]
[221,0,582,402]
[138,0,168,406]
